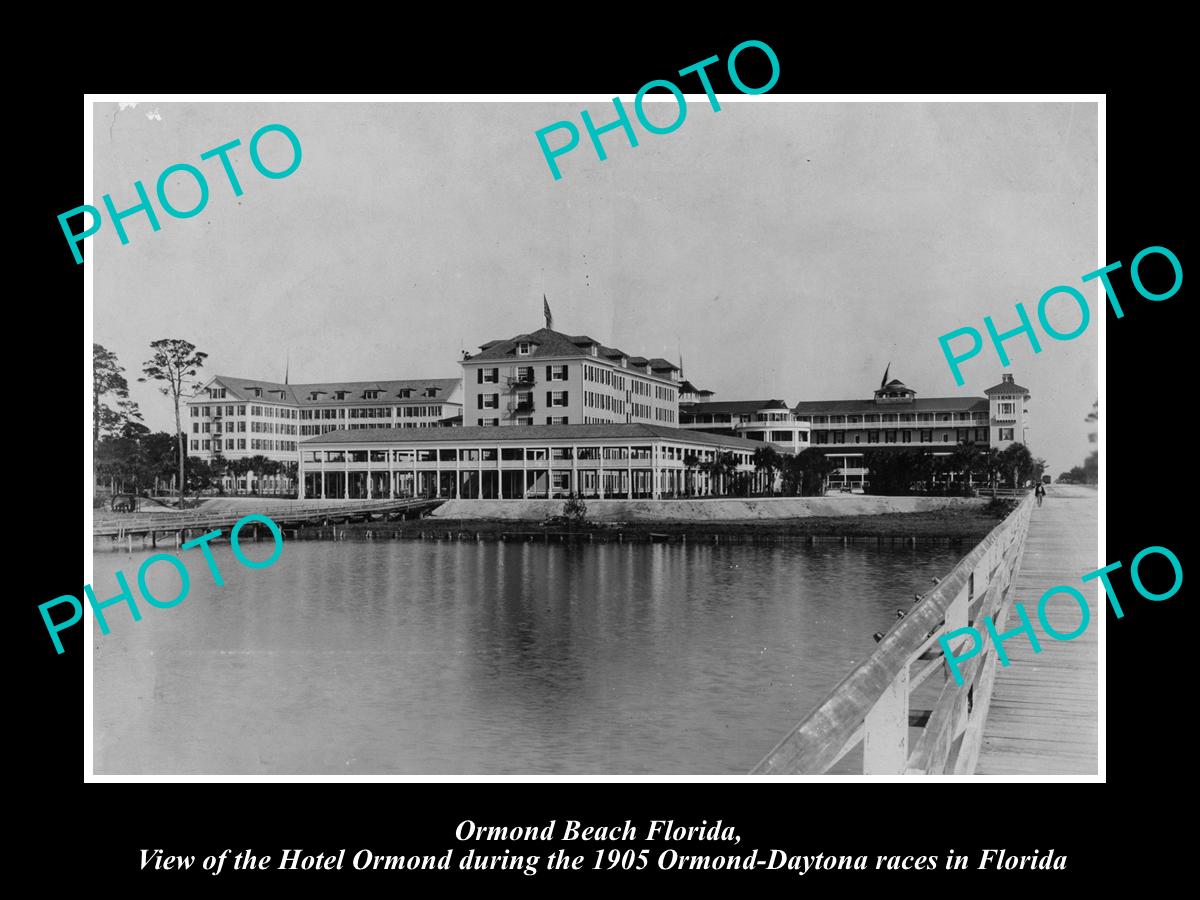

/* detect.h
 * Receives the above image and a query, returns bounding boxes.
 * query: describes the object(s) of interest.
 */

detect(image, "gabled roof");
[192,375,462,406]
[465,327,657,369]
[679,380,714,396]
[303,423,767,450]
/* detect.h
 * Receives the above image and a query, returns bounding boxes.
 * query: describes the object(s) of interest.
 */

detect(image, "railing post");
[863,664,910,774]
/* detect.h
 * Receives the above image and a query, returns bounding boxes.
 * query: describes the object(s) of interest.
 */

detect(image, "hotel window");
[551,447,573,460]
[424,387,439,397]
[192,423,199,433]
[479,368,499,384]
[479,417,499,426]
[921,430,932,443]
[999,402,1015,415]
[885,430,897,444]
[975,428,988,441]
[547,390,568,407]
[236,405,246,415]
[867,430,880,443]
[517,417,533,425]
[202,440,211,450]
[459,449,479,462]
[364,390,380,400]
[238,439,246,449]
[903,431,913,442]
[833,430,846,443]
[999,427,1015,441]
[547,416,568,425]
[548,364,567,381]
[940,433,949,442]
[478,394,499,409]
[517,342,531,355]
[190,439,199,450]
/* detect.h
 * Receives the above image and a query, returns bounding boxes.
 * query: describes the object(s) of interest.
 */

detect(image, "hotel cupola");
[873,378,916,404]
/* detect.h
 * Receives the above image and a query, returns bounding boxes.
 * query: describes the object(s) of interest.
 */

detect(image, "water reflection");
[93,540,963,774]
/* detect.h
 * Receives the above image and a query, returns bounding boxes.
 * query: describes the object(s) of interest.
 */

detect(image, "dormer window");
[621,357,628,367]
[517,342,532,356]
[398,388,413,399]
[209,387,226,399]
[590,345,598,356]
[308,391,322,401]
[363,390,381,400]
[249,388,262,398]
[334,390,349,400]
[423,387,439,398]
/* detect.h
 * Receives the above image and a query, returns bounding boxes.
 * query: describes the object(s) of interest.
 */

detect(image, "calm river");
[92,539,964,774]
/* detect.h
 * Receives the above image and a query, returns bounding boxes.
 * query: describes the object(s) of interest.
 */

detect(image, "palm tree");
[683,452,700,497]
[949,443,981,493]
[980,448,1003,493]
[245,454,271,494]
[752,445,783,496]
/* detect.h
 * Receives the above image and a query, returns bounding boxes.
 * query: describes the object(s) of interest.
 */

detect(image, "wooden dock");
[92,498,443,543]
[975,486,1098,775]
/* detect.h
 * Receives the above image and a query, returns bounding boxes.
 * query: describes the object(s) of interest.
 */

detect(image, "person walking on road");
[1035,482,1046,507]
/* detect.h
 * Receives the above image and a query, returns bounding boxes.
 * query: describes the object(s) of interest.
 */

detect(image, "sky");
[93,100,1098,474]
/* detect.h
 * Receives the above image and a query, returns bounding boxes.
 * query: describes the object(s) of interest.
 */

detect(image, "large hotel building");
[460,327,680,427]
[680,372,1031,490]
[185,375,463,493]
[188,307,1031,498]
[295,324,762,500]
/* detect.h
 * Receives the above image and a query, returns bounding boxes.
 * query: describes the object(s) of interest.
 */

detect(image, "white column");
[343,454,349,499]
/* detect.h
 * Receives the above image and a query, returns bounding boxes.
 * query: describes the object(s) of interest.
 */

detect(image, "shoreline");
[287,508,1006,545]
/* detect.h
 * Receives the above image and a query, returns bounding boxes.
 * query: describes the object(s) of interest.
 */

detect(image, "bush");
[983,497,1017,517]
[563,493,587,523]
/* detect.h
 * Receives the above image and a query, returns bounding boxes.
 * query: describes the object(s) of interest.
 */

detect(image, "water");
[92,539,965,774]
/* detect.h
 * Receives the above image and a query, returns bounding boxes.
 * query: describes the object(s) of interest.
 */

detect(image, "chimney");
[1002,373,1014,384]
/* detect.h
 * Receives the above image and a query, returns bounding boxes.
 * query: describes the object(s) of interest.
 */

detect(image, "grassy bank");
[297,504,1012,544]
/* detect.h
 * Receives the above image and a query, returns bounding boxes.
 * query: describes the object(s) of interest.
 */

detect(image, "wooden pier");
[750,485,1098,775]
[976,486,1098,774]
[93,498,443,547]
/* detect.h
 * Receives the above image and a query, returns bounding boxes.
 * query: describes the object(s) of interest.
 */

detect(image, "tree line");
[680,442,1042,498]
[94,339,296,502]
[1056,399,1098,484]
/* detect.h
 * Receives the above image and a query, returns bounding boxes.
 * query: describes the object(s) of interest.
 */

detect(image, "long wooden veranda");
[976,485,1098,774]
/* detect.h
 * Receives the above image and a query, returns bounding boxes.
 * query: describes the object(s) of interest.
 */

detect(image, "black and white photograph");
[85,95,1100,778]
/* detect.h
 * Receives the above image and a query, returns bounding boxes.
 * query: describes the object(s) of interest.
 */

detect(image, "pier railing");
[750,493,1034,775]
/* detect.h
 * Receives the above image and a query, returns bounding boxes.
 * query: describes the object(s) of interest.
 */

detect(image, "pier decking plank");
[976,488,1098,775]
